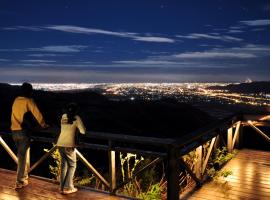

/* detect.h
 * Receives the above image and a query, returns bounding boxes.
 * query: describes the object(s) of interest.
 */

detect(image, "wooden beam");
[259,115,270,121]
[248,122,270,127]
[243,114,270,121]
[167,148,180,200]
[195,146,202,180]
[26,147,30,173]
[29,145,57,173]
[172,115,237,148]
[179,158,202,186]
[232,121,241,149]
[227,127,233,153]
[202,137,216,175]
[75,149,110,188]
[114,147,167,157]
[248,121,270,143]
[0,136,18,164]
[108,141,116,194]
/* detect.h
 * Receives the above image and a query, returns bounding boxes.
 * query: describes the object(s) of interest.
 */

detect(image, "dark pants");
[12,131,30,184]
[59,147,76,190]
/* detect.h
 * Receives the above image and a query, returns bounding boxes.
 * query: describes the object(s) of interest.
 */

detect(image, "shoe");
[59,188,63,194]
[62,187,78,194]
[15,180,29,189]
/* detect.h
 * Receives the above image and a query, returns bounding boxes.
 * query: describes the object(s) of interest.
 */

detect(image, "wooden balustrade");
[0,113,269,200]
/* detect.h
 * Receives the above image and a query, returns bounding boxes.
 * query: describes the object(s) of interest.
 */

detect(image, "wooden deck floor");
[184,149,270,200]
[0,169,128,200]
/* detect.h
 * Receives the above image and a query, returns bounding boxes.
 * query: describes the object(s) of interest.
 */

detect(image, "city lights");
[100,83,270,107]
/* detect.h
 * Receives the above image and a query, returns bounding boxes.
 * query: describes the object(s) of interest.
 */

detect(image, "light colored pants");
[12,131,30,184]
[59,147,76,190]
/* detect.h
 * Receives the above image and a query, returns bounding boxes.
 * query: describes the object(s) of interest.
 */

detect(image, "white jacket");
[56,114,86,147]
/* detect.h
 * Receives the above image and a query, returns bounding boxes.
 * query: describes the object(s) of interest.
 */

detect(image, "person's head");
[66,102,78,124]
[21,82,33,97]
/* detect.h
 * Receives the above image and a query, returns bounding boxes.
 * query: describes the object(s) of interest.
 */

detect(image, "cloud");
[132,36,175,43]
[0,59,10,62]
[229,44,270,57]
[229,26,244,30]
[112,44,269,69]
[235,44,270,51]
[3,25,175,43]
[46,25,136,37]
[46,25,175,43]
[0,48,25,52]
[81,61,95,64]
[199,44,224,48]
[1,43,270,82]
[176,33,243,42]
[240,19,270,26]
[1,64,269,83]
[171,44,270,60]
[109,44,270,69]
[228,30,244,34]
[2,26,43,31]
[28,54,60,57]
[0,45,88,53]
[113,60,178,65]
[30,45,87,53]
[17,63,96,68]
[173,52,256,59]
[20,59,56,63]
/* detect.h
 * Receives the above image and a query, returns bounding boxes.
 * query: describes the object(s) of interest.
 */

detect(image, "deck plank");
[0,169,127,200]
[183,149,270,200]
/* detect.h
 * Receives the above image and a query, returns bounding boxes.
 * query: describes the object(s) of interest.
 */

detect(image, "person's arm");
[75,115,86,134]
[27,98,46,127]
[61,114,68,124]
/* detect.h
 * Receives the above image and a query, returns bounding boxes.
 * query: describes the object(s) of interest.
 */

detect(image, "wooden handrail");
[1,112,269,200]
[172,114,238,148]
[1,113,268,154]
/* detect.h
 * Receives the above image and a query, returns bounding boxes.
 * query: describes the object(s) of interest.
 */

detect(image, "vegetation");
[44,143,236,199]
[118,153,166,199]
[182,150,197,190]
[44,149,166,199]
[207,147,236,181]
[44,147,61,181]
[182,145,236,188]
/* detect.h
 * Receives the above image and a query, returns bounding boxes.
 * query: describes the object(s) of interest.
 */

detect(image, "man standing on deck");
[11,82,48,189]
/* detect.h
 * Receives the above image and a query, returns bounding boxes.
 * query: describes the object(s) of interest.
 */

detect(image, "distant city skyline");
[1,0,270,83]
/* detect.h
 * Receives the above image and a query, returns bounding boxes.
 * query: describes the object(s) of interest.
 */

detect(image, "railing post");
[26,146,30,173]
[227,127,233,153]
[108,141,116,194]
[167,147,179,200]
[238,123,244,149]
[202,137,216,175]
[232,121,241,150]
[195,145,202,179]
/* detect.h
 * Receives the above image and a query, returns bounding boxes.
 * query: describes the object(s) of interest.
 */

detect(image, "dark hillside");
[0,83,214,138]
[208,81,270,93]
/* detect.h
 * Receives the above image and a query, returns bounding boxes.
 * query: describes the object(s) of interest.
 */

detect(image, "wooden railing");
[0,113,269,200]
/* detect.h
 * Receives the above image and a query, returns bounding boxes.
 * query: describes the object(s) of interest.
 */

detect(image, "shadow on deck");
[183,149,270,200]
[0,168,128,200]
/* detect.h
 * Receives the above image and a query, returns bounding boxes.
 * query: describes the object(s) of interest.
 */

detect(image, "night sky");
[0,0,270,83]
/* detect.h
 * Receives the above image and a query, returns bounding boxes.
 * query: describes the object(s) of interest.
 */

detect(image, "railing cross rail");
[0,112,269,200]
